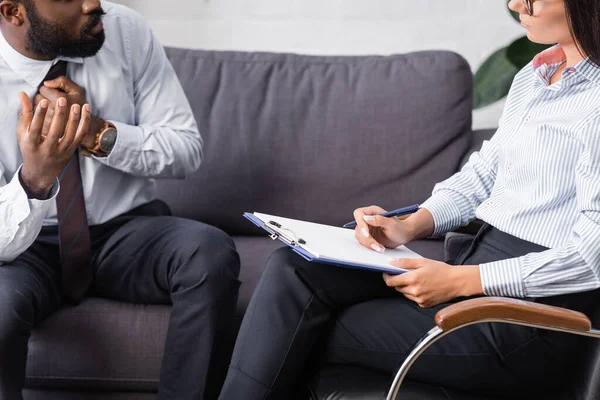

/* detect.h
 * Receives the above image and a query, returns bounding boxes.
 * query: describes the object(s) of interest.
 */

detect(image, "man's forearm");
[0,171,56,263]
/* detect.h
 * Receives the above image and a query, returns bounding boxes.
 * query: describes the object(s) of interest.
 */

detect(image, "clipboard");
[244,212,423,275]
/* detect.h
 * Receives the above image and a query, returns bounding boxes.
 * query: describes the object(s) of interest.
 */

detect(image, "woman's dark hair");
[564,0,600,65]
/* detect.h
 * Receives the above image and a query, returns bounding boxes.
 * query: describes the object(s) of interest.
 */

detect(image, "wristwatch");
[82,120,118,157]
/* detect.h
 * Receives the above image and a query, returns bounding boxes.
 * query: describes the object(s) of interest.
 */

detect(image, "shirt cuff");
[93,120,144,171]
[16,170,60,203]
[0,167,59,237]
[28,180,60,207]
[420,192,464,236]
[480,258,526,298]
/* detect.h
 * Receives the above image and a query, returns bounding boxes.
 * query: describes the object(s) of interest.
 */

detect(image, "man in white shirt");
[0,1,241,399]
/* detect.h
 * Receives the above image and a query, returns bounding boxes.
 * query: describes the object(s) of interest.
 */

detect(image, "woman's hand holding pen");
[353,206,414,252]
[353,206,436,252]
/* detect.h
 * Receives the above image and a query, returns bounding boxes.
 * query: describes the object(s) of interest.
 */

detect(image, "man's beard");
[25,4,106,59]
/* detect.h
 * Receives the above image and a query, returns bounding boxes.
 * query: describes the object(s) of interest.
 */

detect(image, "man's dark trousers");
[0,200,241,400]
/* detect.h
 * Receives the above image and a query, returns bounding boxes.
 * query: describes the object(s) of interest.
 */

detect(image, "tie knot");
[41,61,68,89]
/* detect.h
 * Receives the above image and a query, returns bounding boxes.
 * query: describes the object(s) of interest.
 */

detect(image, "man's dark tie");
[41,61,93,303]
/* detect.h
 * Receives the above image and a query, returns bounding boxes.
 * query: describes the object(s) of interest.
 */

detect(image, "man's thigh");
[0,242,63,326]
[324,297,560,395]
[91,215,238,304]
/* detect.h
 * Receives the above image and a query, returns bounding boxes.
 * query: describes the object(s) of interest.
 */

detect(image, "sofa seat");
[24,238,445,397]
[26,298,169,393]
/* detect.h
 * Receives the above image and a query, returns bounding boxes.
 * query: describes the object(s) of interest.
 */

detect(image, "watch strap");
[81,120,115,157]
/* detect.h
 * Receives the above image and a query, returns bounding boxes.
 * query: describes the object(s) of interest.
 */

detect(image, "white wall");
[113,0,525,129]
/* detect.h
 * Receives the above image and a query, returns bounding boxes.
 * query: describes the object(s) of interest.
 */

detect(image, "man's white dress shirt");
[0,1,202,263]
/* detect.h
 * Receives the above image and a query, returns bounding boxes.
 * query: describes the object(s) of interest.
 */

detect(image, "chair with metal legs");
[385,296,600,400]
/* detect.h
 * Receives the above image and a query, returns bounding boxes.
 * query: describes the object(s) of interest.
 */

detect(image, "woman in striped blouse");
[219,0,600,398]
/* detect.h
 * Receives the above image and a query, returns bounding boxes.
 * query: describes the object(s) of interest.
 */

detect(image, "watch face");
[100,128,118,153]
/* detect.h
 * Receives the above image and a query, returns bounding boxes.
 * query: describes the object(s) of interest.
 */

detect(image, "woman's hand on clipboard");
[352,205,435,253]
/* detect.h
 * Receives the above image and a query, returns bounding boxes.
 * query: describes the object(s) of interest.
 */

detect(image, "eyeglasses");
[523,0,537,16]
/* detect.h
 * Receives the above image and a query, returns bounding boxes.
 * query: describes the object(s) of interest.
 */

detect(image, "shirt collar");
[533,44,600,84]
[533,45,566,69]
[0,27,84,88]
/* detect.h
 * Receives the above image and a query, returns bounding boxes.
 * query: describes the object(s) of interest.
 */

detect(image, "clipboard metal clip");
[267,221,307,246]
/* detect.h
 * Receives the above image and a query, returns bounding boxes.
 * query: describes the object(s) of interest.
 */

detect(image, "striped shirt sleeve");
[480,116,600,298]
[421,135,500,236]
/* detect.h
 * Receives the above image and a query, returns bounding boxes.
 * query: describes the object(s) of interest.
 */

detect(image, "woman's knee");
[262,247,310,281]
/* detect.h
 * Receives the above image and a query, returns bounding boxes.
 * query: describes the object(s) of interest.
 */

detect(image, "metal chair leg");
[385,326,449,400]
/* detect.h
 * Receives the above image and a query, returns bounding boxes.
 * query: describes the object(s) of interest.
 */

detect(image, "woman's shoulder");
[513,61,536,85]
[501,61,536,107]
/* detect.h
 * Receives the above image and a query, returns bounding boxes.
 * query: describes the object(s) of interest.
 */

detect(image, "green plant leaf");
[508,0,520,23]
[506,36,551,69]
[474,46,519,109]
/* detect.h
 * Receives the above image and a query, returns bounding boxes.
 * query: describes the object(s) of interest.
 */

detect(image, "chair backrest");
[155,48,474,235]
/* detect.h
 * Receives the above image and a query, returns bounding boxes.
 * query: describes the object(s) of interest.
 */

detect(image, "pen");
[342,204,420,229]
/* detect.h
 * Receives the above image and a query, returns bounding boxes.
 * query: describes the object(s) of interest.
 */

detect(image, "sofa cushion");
[156,49,473,235]
[405,238,445,262]
[232,236,284,315]
[444,232,475,264]
[26,298,168,392]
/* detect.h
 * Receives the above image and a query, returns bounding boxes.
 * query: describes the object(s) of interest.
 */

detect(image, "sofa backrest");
[156,48,473,235]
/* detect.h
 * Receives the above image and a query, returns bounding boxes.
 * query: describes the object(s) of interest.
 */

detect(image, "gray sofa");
[20,47,550,399]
